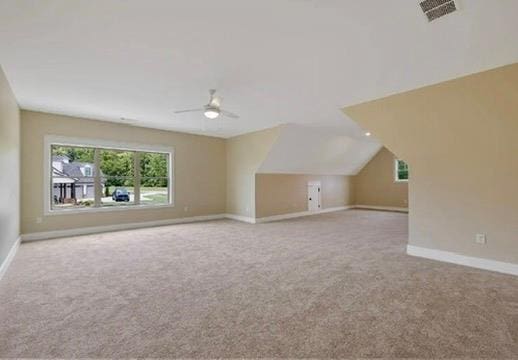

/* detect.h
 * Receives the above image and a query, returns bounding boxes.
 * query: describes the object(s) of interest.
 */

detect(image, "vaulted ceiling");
[1,0,518,138]
[259,124,381,175]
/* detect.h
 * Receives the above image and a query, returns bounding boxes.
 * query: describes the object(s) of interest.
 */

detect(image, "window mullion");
[134,152,141,205]
[94,148,102,207]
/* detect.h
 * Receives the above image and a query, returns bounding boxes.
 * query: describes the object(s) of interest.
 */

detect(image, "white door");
[307,182,321,212]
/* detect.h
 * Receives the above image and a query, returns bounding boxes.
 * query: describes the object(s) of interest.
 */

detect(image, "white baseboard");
[234,205,405,224]
[355,205,408,213]
[321,206,354,214]
[20,205,408,242]
[21,214,226,242]
[0,236,21,281]
[407,245,518,277]
[255,206,353,223]
[224,214,256,224]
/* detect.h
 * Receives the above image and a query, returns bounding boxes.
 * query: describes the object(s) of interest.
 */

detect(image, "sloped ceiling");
[1,0,518,138]
[258,124,381,175]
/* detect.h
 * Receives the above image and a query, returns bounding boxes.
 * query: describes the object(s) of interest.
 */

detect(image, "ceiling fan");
[174,89,239,119]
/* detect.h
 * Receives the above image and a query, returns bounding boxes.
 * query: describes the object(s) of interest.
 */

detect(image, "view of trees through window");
[140,152,169,205]
[396,159,409,181]
[100,149,135,207]
[51,144,170,210]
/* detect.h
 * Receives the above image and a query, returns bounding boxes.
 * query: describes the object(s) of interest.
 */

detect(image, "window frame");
[83,164,92,177]
[44,135,174,216]
[394,159,409,183]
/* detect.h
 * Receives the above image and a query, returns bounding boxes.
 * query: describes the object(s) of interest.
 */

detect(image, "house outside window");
[45,136,173,214]
[84,165,92,177]
[395,159,409,182]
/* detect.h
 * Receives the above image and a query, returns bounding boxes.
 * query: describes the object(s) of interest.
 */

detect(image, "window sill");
[44,203,175,216]
[395,179,409,183]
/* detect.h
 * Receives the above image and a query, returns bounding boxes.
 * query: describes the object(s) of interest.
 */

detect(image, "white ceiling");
[259,124,381,175]
[1,0,518,138]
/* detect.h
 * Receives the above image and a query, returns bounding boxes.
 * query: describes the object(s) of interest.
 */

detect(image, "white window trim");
[43,135,175,216]
[83,164,92,177]
[394,159,409,183]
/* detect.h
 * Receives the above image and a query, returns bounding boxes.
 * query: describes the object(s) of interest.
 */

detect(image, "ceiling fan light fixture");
[174,90,239,119]
[204,107,220,119]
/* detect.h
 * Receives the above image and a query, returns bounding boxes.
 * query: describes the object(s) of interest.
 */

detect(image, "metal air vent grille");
[420,0,457,22]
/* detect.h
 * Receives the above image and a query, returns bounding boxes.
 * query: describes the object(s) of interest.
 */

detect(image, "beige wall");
[0,66,20,267]
[255,174,354,218]
[21,111,226,234]
[354,147,408,208]
[255,149,408,218]
[226,127,280,218]
[344,63,518,264]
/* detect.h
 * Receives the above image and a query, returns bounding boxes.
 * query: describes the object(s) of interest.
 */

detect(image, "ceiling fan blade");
[221,109,240,119]
[174,108,204,114]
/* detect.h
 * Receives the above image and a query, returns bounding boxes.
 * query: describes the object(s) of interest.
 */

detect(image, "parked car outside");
[112,188,130,202]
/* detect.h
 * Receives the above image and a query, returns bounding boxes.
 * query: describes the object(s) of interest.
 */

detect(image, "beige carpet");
[1,210,517,358]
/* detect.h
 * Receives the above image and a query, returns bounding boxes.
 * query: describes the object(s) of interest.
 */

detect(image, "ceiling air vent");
[420,0,457,22]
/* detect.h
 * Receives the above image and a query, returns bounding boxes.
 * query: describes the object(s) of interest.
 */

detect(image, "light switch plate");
[475,233,486,244]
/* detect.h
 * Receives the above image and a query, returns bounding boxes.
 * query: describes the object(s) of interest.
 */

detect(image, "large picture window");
[47,137,172,213]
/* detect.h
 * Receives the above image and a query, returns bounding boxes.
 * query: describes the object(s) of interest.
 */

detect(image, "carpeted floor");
[1,210,517,358]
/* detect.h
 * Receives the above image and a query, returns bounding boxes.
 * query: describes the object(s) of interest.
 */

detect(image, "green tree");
[100,150,134,187]
[141,152,168,187]
[52,146,169,190]
[52,146,94,163]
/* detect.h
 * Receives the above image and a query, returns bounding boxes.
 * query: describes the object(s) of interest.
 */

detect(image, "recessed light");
[365,132,371,137]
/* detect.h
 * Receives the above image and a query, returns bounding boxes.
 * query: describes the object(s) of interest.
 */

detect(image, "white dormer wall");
[52,160,63,172]
[81,164,92,177]
[258,124,381,175]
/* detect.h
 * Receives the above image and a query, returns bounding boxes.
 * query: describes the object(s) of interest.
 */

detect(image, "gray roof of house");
[52,155,70,162]
[63,163,95,184]
[52,157,104,184]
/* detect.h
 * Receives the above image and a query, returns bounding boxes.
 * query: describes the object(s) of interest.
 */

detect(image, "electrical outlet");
[36,217,42,224]
[184,206,189,212]
[475,233,486,244]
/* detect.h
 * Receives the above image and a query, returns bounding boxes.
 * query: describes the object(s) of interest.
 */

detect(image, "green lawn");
[105,186,167,193]
[141,193,168,204]
[54,187,169,209]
